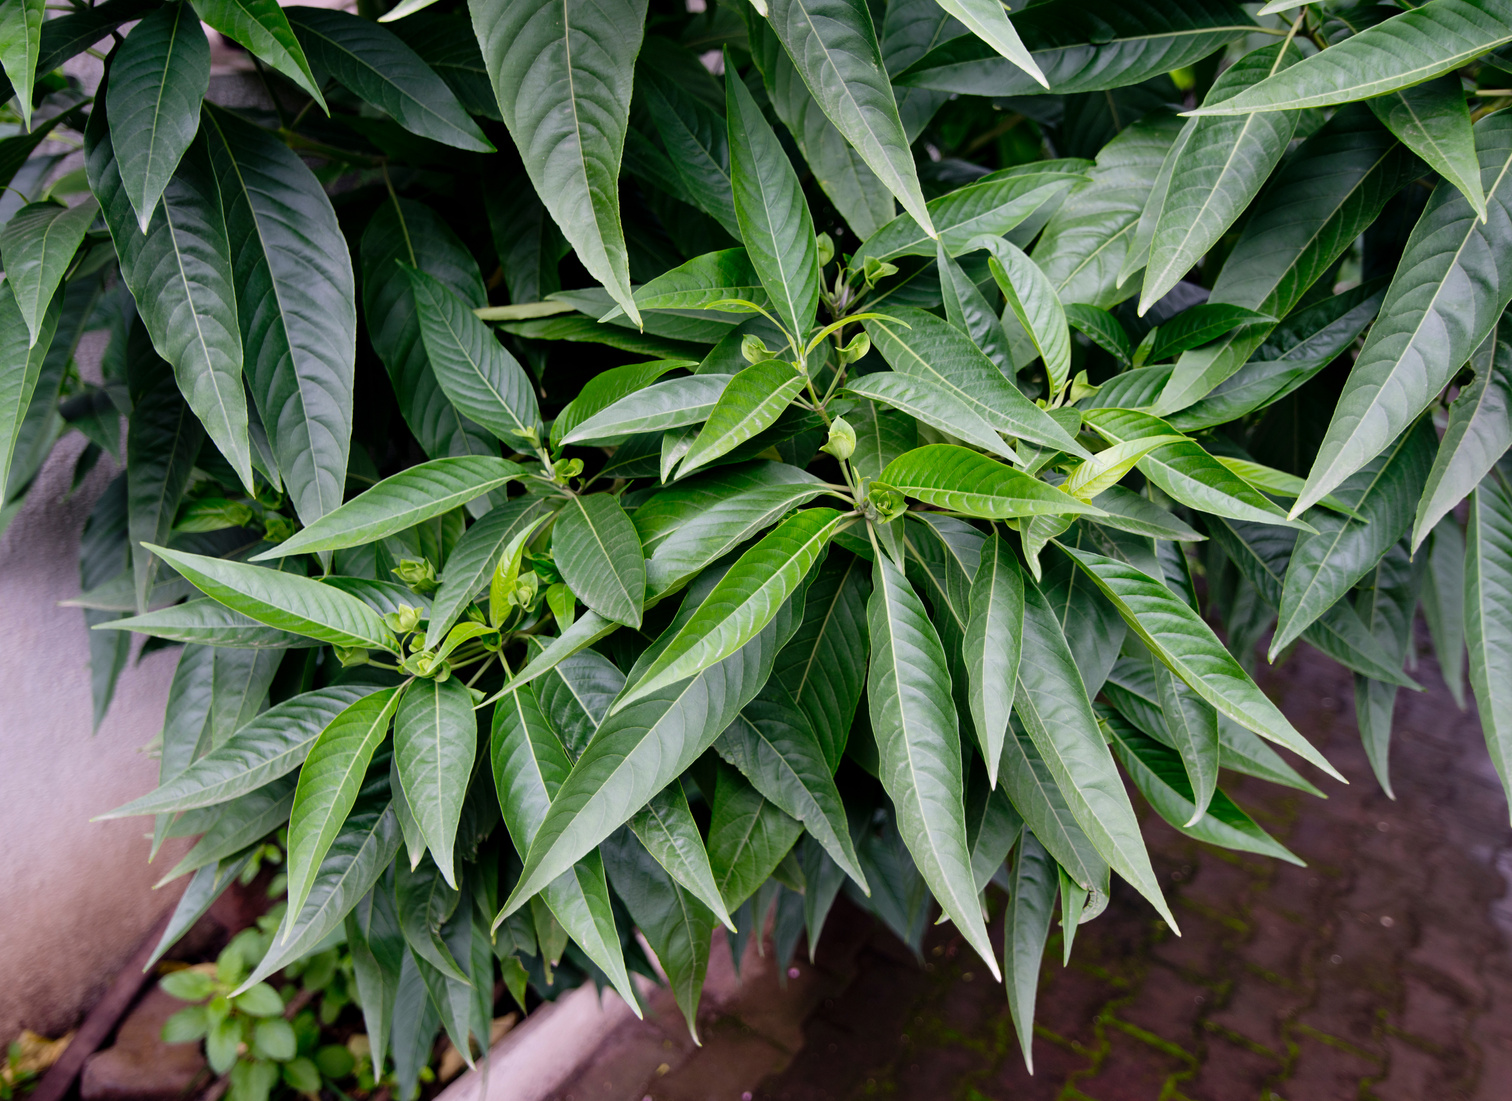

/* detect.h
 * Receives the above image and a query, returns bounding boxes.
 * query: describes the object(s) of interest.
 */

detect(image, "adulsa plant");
[8,0,1512,1084]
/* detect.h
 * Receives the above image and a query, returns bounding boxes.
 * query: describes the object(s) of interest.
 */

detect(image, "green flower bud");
[865,481,907,524]
[527,548,561,586]
[815,231,835,269]
[382,604,423,635]
[862,256,899,288]
[392,557,438,595]
[820,415,856,461]
[1067,369,1099,405]
[262,515,296,544]
[741,334,772,364]
[334,646,368,668]
[554,456,584,484]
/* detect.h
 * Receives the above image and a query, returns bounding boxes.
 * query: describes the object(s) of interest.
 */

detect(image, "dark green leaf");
[189,0,324,106]
[554,493,646,629]
[963,534,1023,785]
[394,676,477,887]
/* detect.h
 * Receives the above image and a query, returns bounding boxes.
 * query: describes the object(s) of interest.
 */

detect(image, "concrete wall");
[0,425,188,1041]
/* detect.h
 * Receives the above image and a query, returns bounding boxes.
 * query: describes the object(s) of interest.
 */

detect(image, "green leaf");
[85,102,252,492]
[190,0,324,105]
[706,762,804,911]
[0,285,57,520]
[107,3,209,232]
[618,508,847,709]
[880,444,1100,520]
[1204,515,1421,689]
[746,7,897,239]
[286,8,491,152]
[1035,115,1181,311]
[637,54,738,235]
[601,828,714,1041]
[0,0,42,128]
[405,266,542,447]
[126,343,203,613]
[629,781,733,925]
[1002,829,1057,1073]
[633,250,768,314]
[201,105,357,529]
[1064,546,1343,781]
[1467,467,1512,818]
[636,461,829,597]
[1274,420,1436,656]
[1140,42,1302,314]
[361,196,492,462]
[1192,0,1512,117]
[1064,304,1133,366]
[148,854,254,972]
[1155,108,1419,416]
[865,308,1087,456]
[551,359,689,447]
[106,598,321,649]
[1082,408,1302,529]
[559,374,730,445]
[488,682,641,1013]
[1147,304,1275,365]
[963,534,1023,786]
[1369,75,1485,221]
[425,499,552,650]
[156,777,297,884]
[470,0,646,324]
[866,543,999,976]
[285,688,403,923]
[845,371,1020,462]
[724,57,819,341]
[1414,315,1512,549]
[765,0,934,236]
[1015,574,1172,925]
[1104,711,1302,865]
[255,458,525,561]
[234,778,399,994]
[394,676,477,887]
[1151,658,1219,825]
[895,0,1256,97]
[149,546,398,652]
[1088,486,1202,543]
[554,493,645,629]
[854,163,1087,263]
[716,679,867,889]
[934,0,1045,88]
[1423,516,1469,709]
[0,199,94,350]
[679,359,808,475]
[100,685,374,817]
[879,0,954,141]
[973,235,1070,397]
[499,570,802,920]
[346,880,405,1075]
[1295,115,1512,516]
[1352,541,1422,794]
[938,243,1016,372]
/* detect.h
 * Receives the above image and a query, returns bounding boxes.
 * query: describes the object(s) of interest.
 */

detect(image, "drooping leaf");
[470,0,647,323]
[0,199,96,349]
[85,100,252,492]
[286,7,491,151]
[1295,112,1512,516]
[393,675,477,887]
[202,105,357,529]
[148,546,399,653]
[765,0,934,236]
[1191,0,1512,118]
[1368,74,1485,221]
[1414,314,1512,548]
[1151,656,1219,825]
[1351,541,1422,795]
[107,3,210,232]
[0,0,43,128]
[1139,42,1302,314]
[1467,466,1512,819]
[1423,515,1469,709]
[963,534,1024,785]
[866,543,999,976]
[0,285,57,525]
[632,250,768,314]
[286,687,404,921]
[553,493,645,629]
[1002,829,1057,1073]
[101,685,374,818]
[190,0,325,106]
[934,0,1045,88]
[629,781,733,925]
[405,267,542,447]
[706,761,804,911]
[1274,420,1436,655]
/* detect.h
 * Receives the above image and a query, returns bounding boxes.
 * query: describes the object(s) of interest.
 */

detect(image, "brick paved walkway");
[553,648,1512,1101]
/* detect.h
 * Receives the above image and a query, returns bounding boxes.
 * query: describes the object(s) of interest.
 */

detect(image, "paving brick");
[1182,1036,1279,1101]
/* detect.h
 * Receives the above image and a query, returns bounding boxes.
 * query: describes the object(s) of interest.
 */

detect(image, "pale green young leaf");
[426,499,553,649]
[551,359,690,447]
